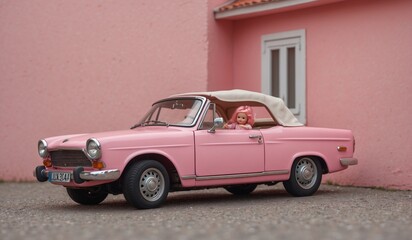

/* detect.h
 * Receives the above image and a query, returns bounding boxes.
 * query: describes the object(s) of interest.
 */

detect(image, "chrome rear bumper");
[340,158,358,166]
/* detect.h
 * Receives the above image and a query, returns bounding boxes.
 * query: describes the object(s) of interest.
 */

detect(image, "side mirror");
[208,117,224,133]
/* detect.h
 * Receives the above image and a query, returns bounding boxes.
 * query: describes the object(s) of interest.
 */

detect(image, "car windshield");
[133,98,203,128]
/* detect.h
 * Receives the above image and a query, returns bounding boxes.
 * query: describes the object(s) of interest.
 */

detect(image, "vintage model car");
[34,89,357,209]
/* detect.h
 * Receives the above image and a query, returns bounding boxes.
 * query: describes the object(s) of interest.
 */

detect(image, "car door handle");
[249,134,263,143]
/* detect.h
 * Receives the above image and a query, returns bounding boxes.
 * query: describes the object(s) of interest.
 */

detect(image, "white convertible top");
[175,89,303,127]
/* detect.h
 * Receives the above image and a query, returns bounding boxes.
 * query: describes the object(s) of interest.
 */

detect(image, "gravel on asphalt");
[0,182,411,240]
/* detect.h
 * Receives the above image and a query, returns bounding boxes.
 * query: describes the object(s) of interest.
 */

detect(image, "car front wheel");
[283,157,322,197]
[66,187,108,205]
[123,160,170,209]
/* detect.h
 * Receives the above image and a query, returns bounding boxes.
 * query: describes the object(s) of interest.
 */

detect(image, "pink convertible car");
[34,89,357,209]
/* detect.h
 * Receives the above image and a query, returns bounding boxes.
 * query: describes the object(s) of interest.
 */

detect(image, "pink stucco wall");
[231,0,412,189]
[1,0,410,190]
[207,0,234,90]
[0,0,210,180]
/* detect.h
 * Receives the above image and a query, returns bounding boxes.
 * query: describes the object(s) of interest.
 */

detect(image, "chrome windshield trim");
[134,96,207,129]
[182,170,289,181]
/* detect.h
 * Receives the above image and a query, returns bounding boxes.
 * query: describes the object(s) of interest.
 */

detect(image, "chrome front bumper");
[34,166,121,183]
[79,169,121,181]
[340,158,358,166]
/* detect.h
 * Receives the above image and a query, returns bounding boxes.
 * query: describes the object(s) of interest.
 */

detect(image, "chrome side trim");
[340,158,358,166]
[80,169,121,181]
[182,175,196,180]
[182,170,289,181]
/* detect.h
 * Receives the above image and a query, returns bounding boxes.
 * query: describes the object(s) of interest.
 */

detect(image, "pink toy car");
[34,89,357,209]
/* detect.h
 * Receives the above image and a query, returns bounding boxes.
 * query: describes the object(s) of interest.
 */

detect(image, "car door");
[194,129,264,176]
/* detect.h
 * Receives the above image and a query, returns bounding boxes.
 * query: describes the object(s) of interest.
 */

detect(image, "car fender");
[121,148,194,186]
[290,151,329,173]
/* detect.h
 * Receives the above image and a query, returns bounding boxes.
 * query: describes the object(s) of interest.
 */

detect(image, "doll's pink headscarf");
[228,106,255,126]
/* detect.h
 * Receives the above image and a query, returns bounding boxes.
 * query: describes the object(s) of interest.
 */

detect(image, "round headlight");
[86,138,101,160]
[38,139,49,158]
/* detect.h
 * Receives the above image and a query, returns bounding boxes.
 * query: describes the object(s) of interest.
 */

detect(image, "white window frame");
[261,29,306,124]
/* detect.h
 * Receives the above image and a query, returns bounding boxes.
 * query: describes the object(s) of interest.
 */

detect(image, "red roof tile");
[217,0,285,12]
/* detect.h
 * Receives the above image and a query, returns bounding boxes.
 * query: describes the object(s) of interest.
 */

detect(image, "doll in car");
[224,105,254,130]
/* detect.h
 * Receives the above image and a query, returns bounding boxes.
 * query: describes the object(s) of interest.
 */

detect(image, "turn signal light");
[92,161,104,169]
[337,146,347,152]
[43,159,52,167]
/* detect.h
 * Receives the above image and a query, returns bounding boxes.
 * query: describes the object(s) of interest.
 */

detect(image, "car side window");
[199,104,221,130]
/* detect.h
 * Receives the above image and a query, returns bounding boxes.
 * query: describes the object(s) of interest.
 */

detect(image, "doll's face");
[236,112,248,125]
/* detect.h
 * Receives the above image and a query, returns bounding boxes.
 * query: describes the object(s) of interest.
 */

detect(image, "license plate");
[49,172,71,183]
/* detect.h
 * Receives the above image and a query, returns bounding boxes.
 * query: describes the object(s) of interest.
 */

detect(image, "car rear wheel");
[66,187,108,205]
[123,160,170,209]
[283,157,322,197]
[224,184,257,195]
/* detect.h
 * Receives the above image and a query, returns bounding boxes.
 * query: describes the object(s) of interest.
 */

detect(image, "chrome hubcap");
[139,168,164,202]
[295,158,318,189]
[299,165,314,181]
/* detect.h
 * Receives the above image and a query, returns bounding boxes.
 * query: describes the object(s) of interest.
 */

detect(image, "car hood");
[45,126,192,150]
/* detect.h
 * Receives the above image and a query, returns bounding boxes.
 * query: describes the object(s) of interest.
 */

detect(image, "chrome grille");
[50,150,92,167]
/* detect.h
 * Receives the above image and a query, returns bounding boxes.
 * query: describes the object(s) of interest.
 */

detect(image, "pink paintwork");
[34,90,356,209]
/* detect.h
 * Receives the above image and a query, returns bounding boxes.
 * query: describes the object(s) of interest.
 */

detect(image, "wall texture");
[230,0,412,189]
[1,0,410,190]
[207,0,234,90]
[0,0,210,180]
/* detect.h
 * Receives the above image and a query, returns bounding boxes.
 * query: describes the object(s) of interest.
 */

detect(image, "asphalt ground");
[0,182,411,240]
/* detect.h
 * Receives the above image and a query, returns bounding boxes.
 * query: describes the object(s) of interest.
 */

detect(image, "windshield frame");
[135,96,207,128]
